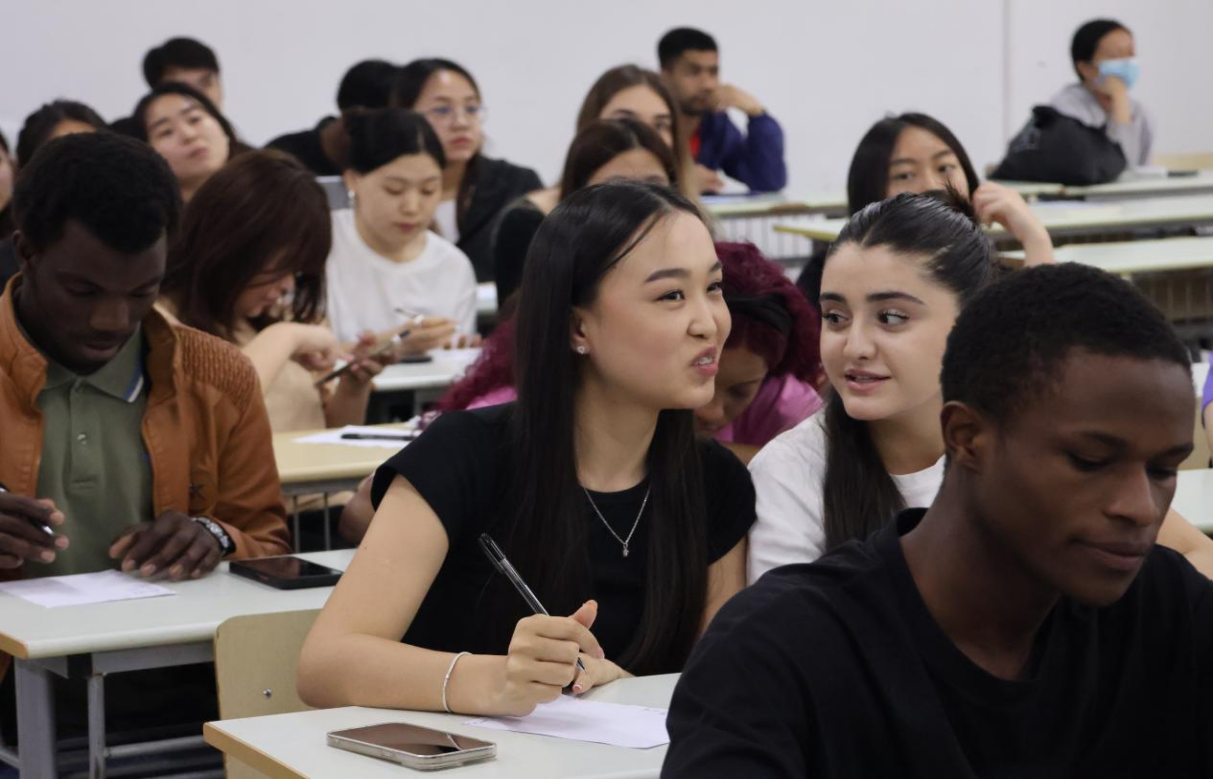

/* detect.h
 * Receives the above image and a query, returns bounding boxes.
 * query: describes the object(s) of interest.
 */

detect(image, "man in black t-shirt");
[266,59,398,177]
[664,263,1213,777]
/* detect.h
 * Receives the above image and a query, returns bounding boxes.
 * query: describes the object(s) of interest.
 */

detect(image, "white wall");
[1,1,1209,194]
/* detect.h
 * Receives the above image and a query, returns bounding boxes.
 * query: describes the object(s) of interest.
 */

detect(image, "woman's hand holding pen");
[493,600,610,716]
[395,317,458,356]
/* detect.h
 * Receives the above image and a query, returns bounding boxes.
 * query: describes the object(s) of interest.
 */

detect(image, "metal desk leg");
[87,673,106,779]
[14,658,57,778]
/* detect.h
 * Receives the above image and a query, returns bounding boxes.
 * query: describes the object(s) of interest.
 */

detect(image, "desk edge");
[0,632,29,659]
[205,721,308,779]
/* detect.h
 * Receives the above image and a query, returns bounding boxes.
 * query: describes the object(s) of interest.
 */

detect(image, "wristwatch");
[190,516,234,555]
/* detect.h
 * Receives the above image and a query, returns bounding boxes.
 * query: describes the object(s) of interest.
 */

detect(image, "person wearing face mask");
[1051,18,1153,167]
[128,83,244,203]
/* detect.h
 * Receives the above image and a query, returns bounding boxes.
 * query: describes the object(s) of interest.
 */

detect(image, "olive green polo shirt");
[31,328,154,577]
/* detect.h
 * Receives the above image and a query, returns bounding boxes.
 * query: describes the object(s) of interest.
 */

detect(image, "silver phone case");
[327,730,497,771]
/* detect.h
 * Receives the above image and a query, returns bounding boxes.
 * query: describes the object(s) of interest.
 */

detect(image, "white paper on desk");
[465,696,670,749]
[0,570,175,608]
[293,424,418,449]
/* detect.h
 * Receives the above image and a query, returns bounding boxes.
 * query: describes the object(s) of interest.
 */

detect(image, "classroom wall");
[1,1,1210,195]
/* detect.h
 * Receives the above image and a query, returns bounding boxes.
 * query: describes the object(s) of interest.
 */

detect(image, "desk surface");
[1001,235,1213,275]
[1174,469,1213,533]
[205,673,677,779]
[372,348,480,393]
[775,194,1213,243]
[703,192,847,218]
[0,550,354,660]
[1064,172,1213,199]
[274,426,403,485]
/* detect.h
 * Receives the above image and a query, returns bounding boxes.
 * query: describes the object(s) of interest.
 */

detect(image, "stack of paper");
[465,696,670,749]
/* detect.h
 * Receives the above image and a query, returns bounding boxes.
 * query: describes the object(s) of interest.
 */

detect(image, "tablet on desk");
[229,556,342,589]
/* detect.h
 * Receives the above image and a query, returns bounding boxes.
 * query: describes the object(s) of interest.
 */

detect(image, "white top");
[204,673,678,779]
[1173,469,1213,534]
[434,198,460,243]
[325,209,477,342]
[1050,83,1154,167]
[0,550,354,660]
[746,415,944,583]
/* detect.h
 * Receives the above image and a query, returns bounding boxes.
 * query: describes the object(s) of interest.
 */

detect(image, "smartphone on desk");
[229,556,342,589]
[327,723,496,771]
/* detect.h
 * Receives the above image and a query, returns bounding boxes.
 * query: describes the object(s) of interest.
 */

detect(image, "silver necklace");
[582,485,650,558]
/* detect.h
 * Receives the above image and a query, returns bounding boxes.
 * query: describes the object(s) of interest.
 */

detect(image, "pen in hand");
[0,482,57,537]
[478,533,589,679]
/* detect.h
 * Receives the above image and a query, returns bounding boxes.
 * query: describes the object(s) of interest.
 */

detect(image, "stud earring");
[576,346,587,355]
[346,190,357,209]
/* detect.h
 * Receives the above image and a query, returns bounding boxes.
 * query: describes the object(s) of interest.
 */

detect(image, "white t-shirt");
[746,414,944,584]
[434,199,460,244]
[325,209,477,343]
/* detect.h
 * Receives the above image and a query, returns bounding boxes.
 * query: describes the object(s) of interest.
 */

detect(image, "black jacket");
[457,156,542,281]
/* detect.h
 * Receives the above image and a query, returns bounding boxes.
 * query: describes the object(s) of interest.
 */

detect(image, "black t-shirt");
[664,509,1213,778]
[266,117,341,177]
[370,403,755,669]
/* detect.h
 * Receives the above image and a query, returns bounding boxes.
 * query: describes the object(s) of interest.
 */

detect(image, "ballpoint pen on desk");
[0,482,56,537]
[478,533,589,679]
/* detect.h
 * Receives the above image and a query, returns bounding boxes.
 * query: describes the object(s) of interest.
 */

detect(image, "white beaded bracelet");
[442,651,471,713]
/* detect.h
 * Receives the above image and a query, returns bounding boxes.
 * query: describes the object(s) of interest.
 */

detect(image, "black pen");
[0,482,56,537]
[340,432,418,441]
[478,533,588,677]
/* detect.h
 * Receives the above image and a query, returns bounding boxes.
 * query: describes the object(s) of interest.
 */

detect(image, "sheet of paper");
[0,570,176,608]
[465,696,669,749]
[293,424,418,449]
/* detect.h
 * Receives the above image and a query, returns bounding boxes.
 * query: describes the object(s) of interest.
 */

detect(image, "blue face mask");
[1098,58,1140,90]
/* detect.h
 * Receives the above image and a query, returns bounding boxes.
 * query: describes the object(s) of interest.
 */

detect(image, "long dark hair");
[508,179,709,675]
[846,113,981,216]
[161,150,331,339]
[559,118,677,197]
[575,65,694,198]
[390,59,481,224]
[128,82,244,155]
[15,100,108,168]
[821,190,996,552]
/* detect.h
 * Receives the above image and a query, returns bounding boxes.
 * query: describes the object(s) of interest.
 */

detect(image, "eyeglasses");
[422,104,486,123]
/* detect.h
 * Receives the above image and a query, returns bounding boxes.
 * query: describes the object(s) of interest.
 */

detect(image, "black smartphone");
[400,353,434,364]
[229,556,342,589]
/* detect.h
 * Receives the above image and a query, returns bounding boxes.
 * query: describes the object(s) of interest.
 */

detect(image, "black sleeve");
[700,440,757,562]
[492,204,545,305]
[664,583,814,777]
[370,410,500,545]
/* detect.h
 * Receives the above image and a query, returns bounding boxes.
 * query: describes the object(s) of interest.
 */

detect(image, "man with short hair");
[663,263,1213,776]
[658,26,786,194]
[143,36,224,109]
[0,132,290,586]
[267,59,398,176]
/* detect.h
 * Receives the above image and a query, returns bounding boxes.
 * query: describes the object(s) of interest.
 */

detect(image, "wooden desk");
[274,426,405,495]
[0,550,354,779]
[372,348,479,394]
[1063,172,1213,201]
[704,192,848,219]
[205,673,678,779]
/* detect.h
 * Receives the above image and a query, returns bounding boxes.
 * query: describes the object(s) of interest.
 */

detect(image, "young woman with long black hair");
[750,191,1213,582]
[298,180,755,715]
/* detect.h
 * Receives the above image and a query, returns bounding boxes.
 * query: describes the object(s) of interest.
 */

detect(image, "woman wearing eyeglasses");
[392,58,543,282]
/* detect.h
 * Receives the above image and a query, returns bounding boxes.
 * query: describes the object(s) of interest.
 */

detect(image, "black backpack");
[992,105,1127,186]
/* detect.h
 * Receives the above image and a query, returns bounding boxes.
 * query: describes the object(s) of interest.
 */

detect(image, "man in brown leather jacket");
[0,131,291,586]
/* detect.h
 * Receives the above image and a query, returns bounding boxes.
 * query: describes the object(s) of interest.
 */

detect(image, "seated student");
[796,112,1054,303]
[297,180,755,715]
[1052,19,1152,167]
[494,118,678,305]
[750,192,1213,583]
[267,59,398,177]
[14,99,107,168]
[326,108,477,348]
[390,58,542,281]
[664,262,1213,777]
[0,132,290,583]
[142,36,224,110]
[160,150,386,432]
[658,27,786,194]
[128,83,242,203]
